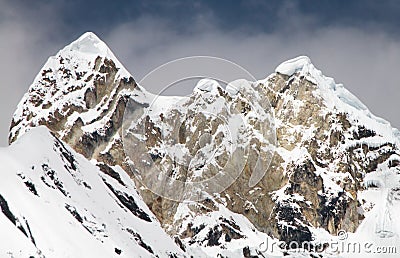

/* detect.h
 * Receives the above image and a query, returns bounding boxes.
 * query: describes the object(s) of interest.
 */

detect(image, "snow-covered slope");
[0,126,184,257]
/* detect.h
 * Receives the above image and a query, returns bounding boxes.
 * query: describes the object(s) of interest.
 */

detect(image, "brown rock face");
[258,74,363,237]
[9,35,400,252]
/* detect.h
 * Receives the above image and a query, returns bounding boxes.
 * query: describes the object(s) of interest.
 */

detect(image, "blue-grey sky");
[1,0,400,146]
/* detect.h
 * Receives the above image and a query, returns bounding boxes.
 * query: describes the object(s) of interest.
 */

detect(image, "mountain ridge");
[6,32,400,257]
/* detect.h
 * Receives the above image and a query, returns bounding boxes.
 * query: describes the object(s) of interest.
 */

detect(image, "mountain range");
[2,32,400,257]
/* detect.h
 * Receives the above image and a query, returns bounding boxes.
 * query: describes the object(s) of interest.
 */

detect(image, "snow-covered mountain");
[0,126,184,257]
[5,32,400,257]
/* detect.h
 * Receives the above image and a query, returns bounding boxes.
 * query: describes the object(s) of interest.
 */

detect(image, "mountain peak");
[193,78,221,94]
[62,31,109,56]
[78,31,101,41]
[8,32,135,145]
[69,32,104,53]
[275,55,312,76]
[272,55,399,141]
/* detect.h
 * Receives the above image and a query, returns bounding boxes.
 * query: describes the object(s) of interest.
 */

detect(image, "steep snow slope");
[0,126,184,257]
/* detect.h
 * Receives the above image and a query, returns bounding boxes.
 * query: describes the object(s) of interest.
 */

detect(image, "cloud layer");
[106,19,400,133]
[1,1,399,146]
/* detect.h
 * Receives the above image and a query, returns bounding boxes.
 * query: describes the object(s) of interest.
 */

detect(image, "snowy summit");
[275,55,312,76]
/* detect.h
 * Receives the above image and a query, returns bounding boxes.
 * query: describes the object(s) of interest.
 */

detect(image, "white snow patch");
[275,56,311,76]
[194,78,220,94]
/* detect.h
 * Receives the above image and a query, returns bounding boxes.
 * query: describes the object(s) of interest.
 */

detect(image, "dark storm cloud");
[1,0,399,146]
[20,0,400,36]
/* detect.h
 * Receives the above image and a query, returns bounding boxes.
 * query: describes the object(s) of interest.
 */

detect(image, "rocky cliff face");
[262,58,400,237]
[9,33,400,256]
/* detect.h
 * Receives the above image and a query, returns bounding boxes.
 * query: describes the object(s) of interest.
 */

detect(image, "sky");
[1,0,400,146]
